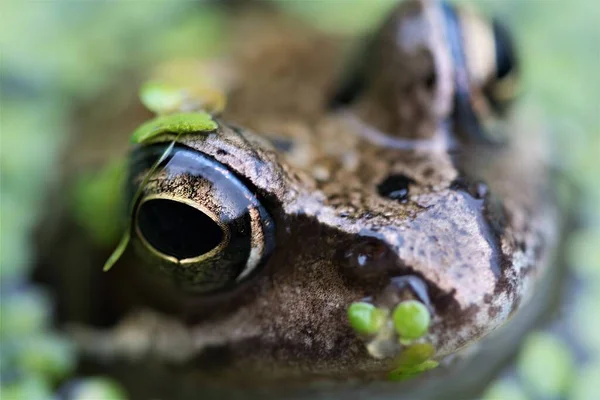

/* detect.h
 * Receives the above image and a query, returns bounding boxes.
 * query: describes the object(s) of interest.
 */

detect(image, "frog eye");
[459,9,519,115]
[486,18,519,113]
[492,19,516,81]
[130,144,275,293]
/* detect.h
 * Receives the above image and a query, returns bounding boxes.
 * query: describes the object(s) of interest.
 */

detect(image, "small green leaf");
[130,112,217,144]
[395,342,435,367]
[387,343,437,382]
[347,302,386,335]
[388,342,438,381]
[102,232,130,272]
[392,300,431,340]
[388,359,439,382]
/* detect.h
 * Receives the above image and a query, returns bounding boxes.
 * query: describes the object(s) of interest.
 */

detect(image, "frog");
[34,0,561,398]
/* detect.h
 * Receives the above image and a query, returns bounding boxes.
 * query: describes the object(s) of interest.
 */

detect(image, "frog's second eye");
[486,18,518,113]
[129,144,275,293]
[492,19,516,81]
[460,10,519,114]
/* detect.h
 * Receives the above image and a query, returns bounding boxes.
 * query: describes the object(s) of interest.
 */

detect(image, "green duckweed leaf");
[395,343,435,367]
[388,359,439,382]
[130,112,217,144]
[102,231,130,272]
[347,302,386,335]
[388,342,438,382]
[392,300,431,341]
[387,342,438,381]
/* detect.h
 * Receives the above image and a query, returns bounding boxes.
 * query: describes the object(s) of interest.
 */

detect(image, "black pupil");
[137,199,224,260]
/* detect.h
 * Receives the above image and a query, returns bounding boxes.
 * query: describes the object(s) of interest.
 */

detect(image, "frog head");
[99,0,553,387]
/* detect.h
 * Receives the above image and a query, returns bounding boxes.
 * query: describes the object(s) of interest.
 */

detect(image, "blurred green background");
[1,0,598,399]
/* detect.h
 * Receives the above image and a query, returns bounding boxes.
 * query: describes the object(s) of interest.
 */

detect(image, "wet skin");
[41,0,559,393]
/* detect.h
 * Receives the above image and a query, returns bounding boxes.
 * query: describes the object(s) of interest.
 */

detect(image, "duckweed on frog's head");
[387,343,439,382]
[347,302,387,335]
[130,112,218,144]
[392,300,431,341]
[347,299,435,381]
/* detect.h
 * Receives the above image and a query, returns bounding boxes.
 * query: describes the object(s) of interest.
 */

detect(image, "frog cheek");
[129,144,275,293]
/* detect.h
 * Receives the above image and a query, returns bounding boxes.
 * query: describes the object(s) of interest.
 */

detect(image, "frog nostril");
[136,198,225,260]
[377,174,415,203]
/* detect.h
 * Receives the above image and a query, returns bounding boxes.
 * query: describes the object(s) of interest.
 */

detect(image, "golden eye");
[129,144,275,293]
